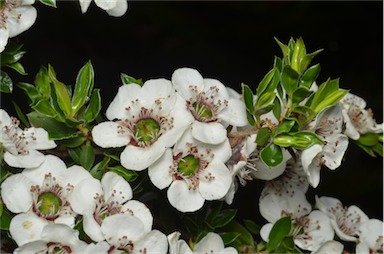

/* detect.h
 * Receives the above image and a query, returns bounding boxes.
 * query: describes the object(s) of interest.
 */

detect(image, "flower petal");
[68,177,102,214]
[192,121,227,145]
[95,0,118,10]
[78,0,92,13]
[357,219,384,252]
[219,98,248,127]
[60,165,93,187]
[167,180,205,212]
[7,6,37,37]
[140,78,175,109]
[322,134,348,170]
[194,232,225,253]
[4,150,46,169]
[14,240,48,254]
[311,241,344,254]
[1,174,33,213]
[148,148,173,190]
[105,0,128,17]
[22,155,67,185]
[199,162,232,200]
[23,127,56,150]
[101,214,146,244]
[92,121,130,148]
[106,83,142,120]
[172,67,204,99]
[301,144,323,187]
[167,231,193,254]
[41,223,80,246]
[83,209,105,242]
[102,172,133,204]
[122,200,153,234]
[10,212,49,246]
[133,230,168,254]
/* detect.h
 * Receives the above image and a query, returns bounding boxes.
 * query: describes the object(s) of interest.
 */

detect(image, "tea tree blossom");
[168,231,238,254]
[0,0,37,52]
[356,219,384,254]
[340,92,383,140]
[0,155,93,246]
[101,213,168,254]
[148,128,232,212]
[13,224,92,254]
[78,0,128,17]
[171,67,248,145]
[0,109,56,168]
[260,188,334,252]
[68,171,153,242]
[92,79,193,171]
[301,105,349,187]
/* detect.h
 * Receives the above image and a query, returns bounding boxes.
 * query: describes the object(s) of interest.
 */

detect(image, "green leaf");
[205,202,223,226]
[266,216,292,252]
[292,131,325,149]
[372,142,383,157]
[84,89,101,122]
[32,99,57,117]
[219,232,241,246]
[312,89,349,113]
[256,68,276,96]
[243,219,260,235]
[68,147,81,165]
[3,62,27,75]
[0,70,12,93]
[292,87,313,105]
[273,56,283,72]
[309,78,339,109]
[49,65,72,117]
[39,0,56,7]
[255,127,271,146]
[57,136,86,148]
[108,166,138,182]
[17,82,40,103]
[0,44,26,65]
[72,61,94,115]
[254,104,274,118]
[300,48,323,73]
[90,157,111,180]
[121,73,143,86]
[274,37,290,64]
[260,143,283,168]
[272,97,281,121]
[12,101,30,128]
[35,66,51,98]
[27,112,77,140]
[184,216,199,238]
[223,220,254,247]
[357,133,379,147]
[291,37,306,73]
[242,83,254,114]
[255,92,276,108]
[79,143,95,170]
[281,66,299,96]
[0,206,12,230]
[273,120,296,136]
[210,209,237,228]
[300,63,321,89]
[273,134,294,147]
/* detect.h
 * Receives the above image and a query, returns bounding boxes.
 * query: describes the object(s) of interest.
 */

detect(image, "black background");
[2,1,383,227]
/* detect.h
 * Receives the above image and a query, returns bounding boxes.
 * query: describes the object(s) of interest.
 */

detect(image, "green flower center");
[177,155,200,176]
[134,118,160,143]
[192,102,213,120]
[37,192,62,216]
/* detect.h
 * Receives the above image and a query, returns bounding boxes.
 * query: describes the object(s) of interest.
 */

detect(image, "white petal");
[92,121,130,148]
[78,0,92,13]
[322,134,348,170]
[22,154,67,185]
[121,200,153,234]
[4,150,46,168]
[60,165,93,187]
[10,212,49,246]
[83,209,105,242]
[83,241,111,254]
[139,79,175,108]
[259,223,273,242]
[14,240,48,254]
[192,121,227,145]
[167,180,205,212]
[167,232,193,254]
[311,241,344,254]
[23,127,57,150]
[106,0,128,17]
[101,214,146,244]
[194,232,225,253]
[172,68,204,99]
[199,162,232,200]
[1,174,33,213]
[148,148,173,190]
[102,172,133,203]
[7,6,37,37]
[68,177,102,214]
[341,109,360,140]
[106,84,142,120]
[54,215,75,228]
[357,219,383,251]
[41,223,80,245]
[120,140,166,171]
[95,0,117,10]
[219,98,248,127]
[133,230,168,254]
[219,247,238,254]
[203,78,230,103]
[0,28,8,53]
[301,144,323,187]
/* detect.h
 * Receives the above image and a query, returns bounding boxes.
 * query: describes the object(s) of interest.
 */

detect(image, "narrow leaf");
[242,83,254,114]
[79,143,95,170]
[84,89,101,122]
[255,127,271,146]
[281,66,299,96]
[49,65,72,117]
[266,216,292,252]
[0,70,12,93]
[300,63,321,89]
[72,61,94,115]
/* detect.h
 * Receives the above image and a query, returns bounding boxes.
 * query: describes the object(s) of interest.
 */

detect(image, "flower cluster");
[0,3,382,252]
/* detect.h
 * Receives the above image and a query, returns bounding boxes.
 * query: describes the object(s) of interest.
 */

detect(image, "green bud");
[357,133,379,147]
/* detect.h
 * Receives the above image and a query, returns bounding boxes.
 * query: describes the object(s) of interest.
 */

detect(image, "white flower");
[0,0,37,52]
[148,128,232,212]
[0,109,57,168]
[79,0,128,17]
[101,213,168,254]
[92,79,193,171]
[311,240,344,254]
[13,224,92,254]
[260,188,334,252]
[68,171,153,243]
[356,219,383,254]
[315,196,369,242]
[0,155,93,246]
[168,231,238,254]
[301,105,349,187]
[340,92,383,140]
[171,67,248,145]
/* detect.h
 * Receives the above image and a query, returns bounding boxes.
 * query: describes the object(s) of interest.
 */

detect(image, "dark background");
[2,1,383,225]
